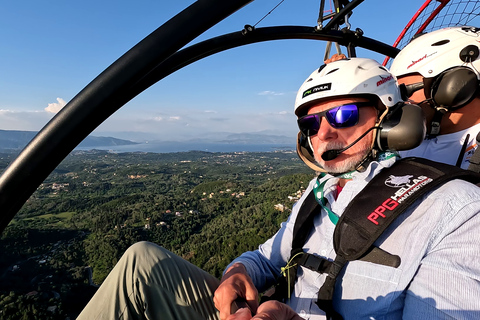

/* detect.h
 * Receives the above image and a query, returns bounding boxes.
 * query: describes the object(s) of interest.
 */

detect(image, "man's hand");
[226,300,305,320]
[214,263,259,320]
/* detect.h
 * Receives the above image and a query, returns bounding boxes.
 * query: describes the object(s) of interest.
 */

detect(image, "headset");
[391,27,480,136]
[410,52,479,136]
[429,43,480,110]
[376,102,426,151]
[429,66,479,111]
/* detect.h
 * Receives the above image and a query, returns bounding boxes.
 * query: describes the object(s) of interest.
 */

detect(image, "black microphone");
[321,127,379,161]
[399,82,425,100]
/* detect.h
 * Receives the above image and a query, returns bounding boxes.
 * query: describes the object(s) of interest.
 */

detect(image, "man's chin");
[322,164,355,174]
[316,155,363,174]
[314,142,373,174]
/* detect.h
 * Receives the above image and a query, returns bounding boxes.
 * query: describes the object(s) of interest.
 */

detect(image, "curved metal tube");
[127,26,399,100]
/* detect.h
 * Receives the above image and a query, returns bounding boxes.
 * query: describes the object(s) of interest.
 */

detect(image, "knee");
[127,241,159,252]
[123,241,172,263]
[122,242,185,282]
[126,241,166,256]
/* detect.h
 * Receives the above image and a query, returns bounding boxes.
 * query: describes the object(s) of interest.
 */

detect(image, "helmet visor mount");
[297,101,373,137]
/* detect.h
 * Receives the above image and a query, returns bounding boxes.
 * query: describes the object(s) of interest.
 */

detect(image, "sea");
[75,141,296,154]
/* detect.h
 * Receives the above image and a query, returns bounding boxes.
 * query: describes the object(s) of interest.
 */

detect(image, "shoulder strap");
[291,190,321,251]
[333,157,480,261]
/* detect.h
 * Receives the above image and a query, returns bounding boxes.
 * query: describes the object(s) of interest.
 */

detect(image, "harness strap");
[276,189,323,301]
[292,191,321,250]
[316,255,347,320]
[298,252,333,273]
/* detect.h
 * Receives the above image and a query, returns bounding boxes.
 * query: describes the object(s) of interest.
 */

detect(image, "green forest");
[0,150,314,319]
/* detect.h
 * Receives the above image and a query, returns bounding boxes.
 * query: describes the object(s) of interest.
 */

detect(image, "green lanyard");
[313,171,353,225]
[313,152,397,225]
[313,178,338,225]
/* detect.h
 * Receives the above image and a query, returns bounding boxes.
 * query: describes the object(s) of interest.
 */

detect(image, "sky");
[0,0,428,143]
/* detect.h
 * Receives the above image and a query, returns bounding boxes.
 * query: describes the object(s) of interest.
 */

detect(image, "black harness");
[268,157,480,319]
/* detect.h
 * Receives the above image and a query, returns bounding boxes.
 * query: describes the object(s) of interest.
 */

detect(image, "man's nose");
[315,120,338,141]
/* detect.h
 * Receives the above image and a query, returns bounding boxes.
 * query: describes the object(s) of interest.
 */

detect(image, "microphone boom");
[321,126,379,161]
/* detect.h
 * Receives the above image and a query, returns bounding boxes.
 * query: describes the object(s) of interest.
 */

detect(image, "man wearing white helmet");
[390,26,480,168]
[216,58,480,320]
[78,58,480,320]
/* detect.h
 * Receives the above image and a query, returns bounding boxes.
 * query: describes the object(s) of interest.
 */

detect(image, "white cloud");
[169,116,180,121]
[0,109,52,131]
[45,97,67,114]
[258,91,285,96]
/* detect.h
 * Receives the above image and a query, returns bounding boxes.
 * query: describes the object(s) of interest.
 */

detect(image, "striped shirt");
[399,122,480,169]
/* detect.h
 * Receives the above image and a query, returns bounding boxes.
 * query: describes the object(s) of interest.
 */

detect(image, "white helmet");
[390,26,480,79]
[295,58,402,117]
[295,58,425,172]
[391,26,480,129]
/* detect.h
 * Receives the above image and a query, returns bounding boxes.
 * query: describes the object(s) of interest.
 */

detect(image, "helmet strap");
[427,107,448,138]
[307,135,314,153]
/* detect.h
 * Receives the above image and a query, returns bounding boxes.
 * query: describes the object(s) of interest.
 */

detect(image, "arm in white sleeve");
[403,192,480,319]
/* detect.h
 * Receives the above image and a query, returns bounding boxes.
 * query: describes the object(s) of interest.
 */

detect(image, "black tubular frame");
[0,0,398,234]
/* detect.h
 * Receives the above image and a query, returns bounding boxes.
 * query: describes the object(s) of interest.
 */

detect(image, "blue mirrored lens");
[325,104,358,128]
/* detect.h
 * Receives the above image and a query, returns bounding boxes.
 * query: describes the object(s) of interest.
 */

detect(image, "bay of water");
[76,141,296,153]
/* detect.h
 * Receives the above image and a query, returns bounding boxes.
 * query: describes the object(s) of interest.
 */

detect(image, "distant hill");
[220,132,293,144]
[0,130,139,151]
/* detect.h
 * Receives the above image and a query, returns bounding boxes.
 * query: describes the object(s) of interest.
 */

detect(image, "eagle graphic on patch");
[385,175,414,188]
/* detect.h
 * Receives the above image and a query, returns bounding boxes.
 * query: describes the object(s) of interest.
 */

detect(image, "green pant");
[77,241,221,320]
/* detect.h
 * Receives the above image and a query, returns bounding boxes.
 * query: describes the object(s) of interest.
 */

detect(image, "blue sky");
[1,0,424,142]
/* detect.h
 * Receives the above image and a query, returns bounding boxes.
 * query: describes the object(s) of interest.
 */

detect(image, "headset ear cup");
[431,67,479,110]
[377,103,426,151]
